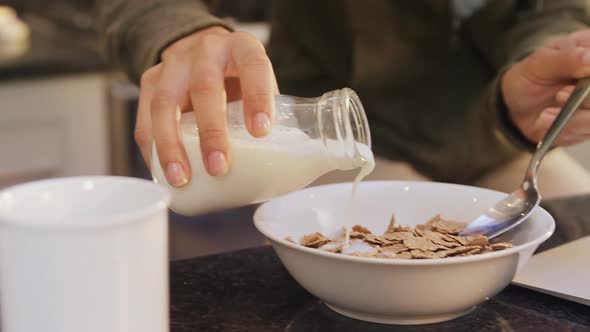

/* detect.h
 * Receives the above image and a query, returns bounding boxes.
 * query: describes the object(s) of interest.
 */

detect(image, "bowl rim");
[254,180,556,266]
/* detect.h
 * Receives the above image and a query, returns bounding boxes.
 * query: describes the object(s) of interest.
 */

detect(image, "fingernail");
[540,110,558,125]
[207,151,228,176]
[545,108,560,116]
[557,91,570,101]
[252,112,270,136]
[166,162,188,187]
[583,50,590,65]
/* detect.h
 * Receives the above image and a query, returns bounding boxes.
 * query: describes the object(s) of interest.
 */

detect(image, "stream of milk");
[341,144,375,249]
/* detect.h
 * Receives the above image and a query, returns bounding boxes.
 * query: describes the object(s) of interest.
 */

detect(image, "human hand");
[501,29,590,146]
[136,26,278,186]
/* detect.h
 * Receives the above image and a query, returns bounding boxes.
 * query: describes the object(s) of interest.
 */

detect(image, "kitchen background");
[1,0,588,260]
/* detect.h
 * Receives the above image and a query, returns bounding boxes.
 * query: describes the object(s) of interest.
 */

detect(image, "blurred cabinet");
[0,74,111,188]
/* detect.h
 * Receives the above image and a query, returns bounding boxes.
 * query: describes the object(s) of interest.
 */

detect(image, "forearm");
[96,0,232,83]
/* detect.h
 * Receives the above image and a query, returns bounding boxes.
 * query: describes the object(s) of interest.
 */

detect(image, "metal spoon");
[460,78,590,239]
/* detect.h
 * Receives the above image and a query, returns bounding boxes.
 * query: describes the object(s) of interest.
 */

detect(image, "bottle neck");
[315,88,372,170]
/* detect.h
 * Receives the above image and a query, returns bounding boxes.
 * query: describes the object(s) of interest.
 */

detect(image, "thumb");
[522,45,590,82]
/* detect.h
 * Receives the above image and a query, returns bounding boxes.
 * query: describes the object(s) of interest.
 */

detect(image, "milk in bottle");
[151,88,374,216]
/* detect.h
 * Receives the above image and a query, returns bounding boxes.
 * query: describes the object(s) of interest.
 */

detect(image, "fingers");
[135,65,159,170]
[162,26,230,61]
[525,45,590,82]
[529,29,590,82]
[190,34,231,176]
[151,56,192,187]
[139,29,278,180]
[552,29,590,49]
[187,31,277,176]
[555,85,590,109]
[229,31,276,137]
[536,107,590,144]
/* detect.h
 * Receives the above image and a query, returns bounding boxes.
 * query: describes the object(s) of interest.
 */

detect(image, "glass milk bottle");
[151,88,374,216]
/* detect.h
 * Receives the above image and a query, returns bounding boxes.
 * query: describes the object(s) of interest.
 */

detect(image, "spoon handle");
[527,77,590,178]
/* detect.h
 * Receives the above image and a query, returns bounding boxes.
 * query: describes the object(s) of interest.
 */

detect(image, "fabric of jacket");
[97,0,590,183]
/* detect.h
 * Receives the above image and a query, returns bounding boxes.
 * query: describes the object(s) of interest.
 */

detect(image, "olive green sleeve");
[96,0,233,83]
[463,0,590,151]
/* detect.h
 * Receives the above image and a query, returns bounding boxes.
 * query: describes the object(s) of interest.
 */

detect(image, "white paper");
[513,236,590,306]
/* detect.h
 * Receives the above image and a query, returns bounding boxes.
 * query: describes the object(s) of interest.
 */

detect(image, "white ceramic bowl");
[253,181,555,325]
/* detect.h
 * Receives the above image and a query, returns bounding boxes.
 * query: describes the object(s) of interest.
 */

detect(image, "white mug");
[0,176,170,332]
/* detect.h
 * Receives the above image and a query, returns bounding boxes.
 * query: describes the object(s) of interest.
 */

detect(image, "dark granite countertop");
[169,195,590,331]
[0,14,110,81]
